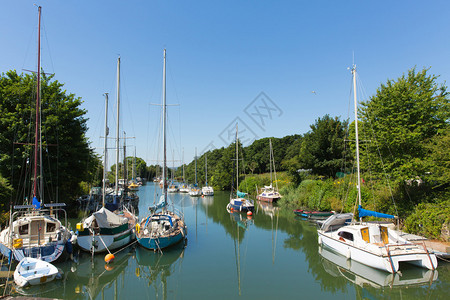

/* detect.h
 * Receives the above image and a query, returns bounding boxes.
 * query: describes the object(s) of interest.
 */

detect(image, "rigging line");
[355,70,399,215]
[41,15,55,75]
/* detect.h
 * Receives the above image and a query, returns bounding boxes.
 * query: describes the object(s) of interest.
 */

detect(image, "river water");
[6,183,449,299]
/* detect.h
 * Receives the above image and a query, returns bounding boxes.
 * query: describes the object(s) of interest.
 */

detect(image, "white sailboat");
[0,6,72,263]
[317,65,437,273]
[201,153,214,196]
[256,139,281,203]
[136,49,187,251]
[227,124,254,212]
[189,148,202,197]
[76,58,137,254]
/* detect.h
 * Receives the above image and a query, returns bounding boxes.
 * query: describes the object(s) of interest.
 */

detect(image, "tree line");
[1,67,448,239]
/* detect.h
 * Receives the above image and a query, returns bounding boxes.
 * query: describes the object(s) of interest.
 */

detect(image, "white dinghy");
[14,257,61,287]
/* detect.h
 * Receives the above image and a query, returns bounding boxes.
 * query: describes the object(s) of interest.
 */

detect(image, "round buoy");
[105,253,115,264]
[247,211,253,216]
[230,207,234,211]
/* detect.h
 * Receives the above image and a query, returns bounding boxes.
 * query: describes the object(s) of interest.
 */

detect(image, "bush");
[404,199,450,240]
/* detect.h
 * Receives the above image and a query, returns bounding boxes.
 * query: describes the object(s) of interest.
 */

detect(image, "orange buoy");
[104,264,114,271]
[247,211,253,216]
[230,207,234,211]
[105,253,115,264]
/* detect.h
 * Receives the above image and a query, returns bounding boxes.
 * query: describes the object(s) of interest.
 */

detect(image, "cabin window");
[46,222,56,233]
[19,224,29,235]
[338,231,354,241]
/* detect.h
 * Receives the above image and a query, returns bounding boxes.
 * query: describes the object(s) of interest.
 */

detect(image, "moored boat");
[136,49,187,252]
[14,257,61,287]
[317,65,438,273]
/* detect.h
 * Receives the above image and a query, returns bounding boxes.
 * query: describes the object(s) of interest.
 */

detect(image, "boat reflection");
[68,247,134,299]
[134,242,185,300]
[319,246,438,289]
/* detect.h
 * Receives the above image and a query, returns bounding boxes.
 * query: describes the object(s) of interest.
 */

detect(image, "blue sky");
[1,0,449,168]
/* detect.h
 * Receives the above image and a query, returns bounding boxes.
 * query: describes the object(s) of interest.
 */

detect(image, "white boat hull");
[14,257,60,287]
[77,228,134,253]
[318,231,437,273]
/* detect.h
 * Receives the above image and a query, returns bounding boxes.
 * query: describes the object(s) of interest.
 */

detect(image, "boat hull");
[256,195,280,203]
[318,231,438,273]
[76,227,134,253]
[137,232,184,251]
[14,257,59,287]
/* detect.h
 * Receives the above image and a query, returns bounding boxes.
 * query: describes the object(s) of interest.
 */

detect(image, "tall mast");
[269,139,273,186]
[236,123,239,190]
[205,154,208,186]
[115,57,120,195]
[194,148,197,185]
[162,49,167,203]
[33,5,42,201]
[102,93,109,206]
[182,148,185,183]
[352,65,362,215]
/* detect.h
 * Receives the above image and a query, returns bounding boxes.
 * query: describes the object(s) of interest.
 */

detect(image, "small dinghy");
[14,257,60,287]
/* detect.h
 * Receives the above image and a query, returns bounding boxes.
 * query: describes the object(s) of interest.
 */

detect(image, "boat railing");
[12,205,68,228]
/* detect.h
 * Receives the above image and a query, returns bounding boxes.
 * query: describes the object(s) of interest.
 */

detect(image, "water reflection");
[135,243,185,300]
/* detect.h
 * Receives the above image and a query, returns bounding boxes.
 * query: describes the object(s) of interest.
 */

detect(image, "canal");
[6,183,449,299]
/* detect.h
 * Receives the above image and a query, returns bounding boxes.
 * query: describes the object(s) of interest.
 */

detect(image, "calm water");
[5,183,449,299]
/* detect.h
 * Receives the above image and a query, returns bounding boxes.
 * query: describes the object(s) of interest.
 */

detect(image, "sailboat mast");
[162,49,167,202]
[115,57,121,195]
[352,66,363,212]
[236,124,239,190]
[269,139,273,185]
[103,93,109,207]
[33,5,42,200]
[205,154,208,186]
[182,148,185,183]
[194,148,197,185]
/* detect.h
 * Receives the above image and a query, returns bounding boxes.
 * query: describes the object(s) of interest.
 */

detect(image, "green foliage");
[358,67,450,182]
[404,199,450,240]
[296,115,349,178]
[0,70,98,206]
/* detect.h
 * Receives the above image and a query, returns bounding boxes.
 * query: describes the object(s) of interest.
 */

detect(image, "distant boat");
[227,124,254,212]
[0,6,72,263]
[201,153,214,196]
[136,49,187,252]
[317,65,437,273]
[257,139,281,203]
[189,148,202,197]
[14,257,61,287]
[301,211,334,218]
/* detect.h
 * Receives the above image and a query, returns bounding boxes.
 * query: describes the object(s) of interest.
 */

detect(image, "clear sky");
[1,0,449,168]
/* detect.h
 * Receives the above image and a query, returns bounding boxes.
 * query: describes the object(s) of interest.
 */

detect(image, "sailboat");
[317,65,438,273]
[189,148,202,197]
[128,149,140,191]
[201,153,214,196]
[167,150,179,193]
[76,59,137,254]
[256,139,281,203]
[0,6,72,263]
[136,49,187,251]
[226,124,254,212]
[179,149,189,193]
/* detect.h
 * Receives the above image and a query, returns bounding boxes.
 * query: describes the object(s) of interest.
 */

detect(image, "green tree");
[296,115,349,178]
[0,70,98,206]
[359,67,450,181]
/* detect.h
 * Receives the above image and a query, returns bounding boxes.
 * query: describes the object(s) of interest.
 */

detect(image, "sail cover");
[84,207,128,228]
[149,195,167,212]
[358,205,395,219]
[237,191,247,198]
